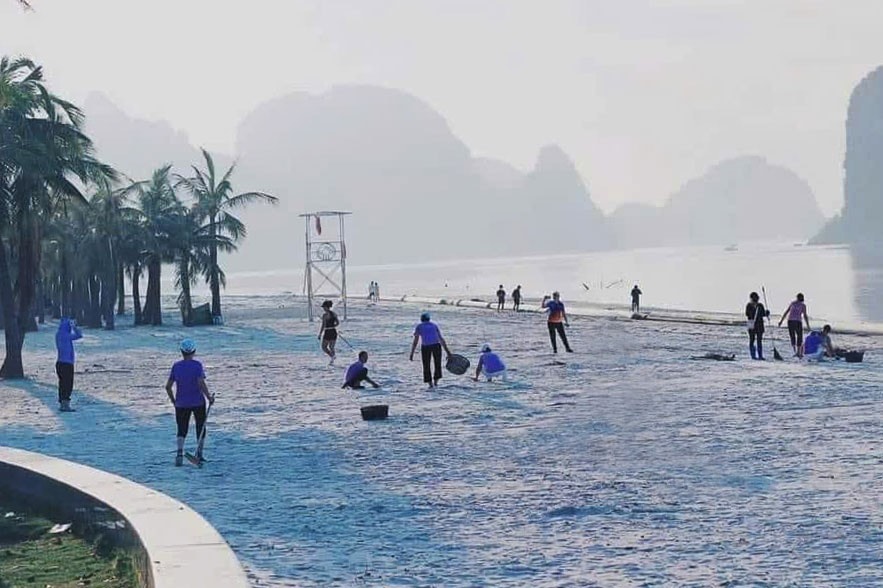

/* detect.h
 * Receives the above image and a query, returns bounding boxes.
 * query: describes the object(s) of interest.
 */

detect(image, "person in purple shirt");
[165,339,214,466]
[474,344,508,382]
[342,351,380,389]
[409,312,452,388]
[55,317,83,412]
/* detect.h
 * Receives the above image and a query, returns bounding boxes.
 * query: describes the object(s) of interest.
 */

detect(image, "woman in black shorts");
[318,300,339,365]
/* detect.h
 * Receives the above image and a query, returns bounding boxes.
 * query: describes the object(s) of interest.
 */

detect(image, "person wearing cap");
[55,317,83,412]
[318,299,340,365]
[474,344,507,382]
[542,291,573,353]
[409,312,452,388]
[342,351,380,389]
[165,339,214,466]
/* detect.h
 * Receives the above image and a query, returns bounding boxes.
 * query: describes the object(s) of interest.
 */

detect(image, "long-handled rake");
[762,286,784,361]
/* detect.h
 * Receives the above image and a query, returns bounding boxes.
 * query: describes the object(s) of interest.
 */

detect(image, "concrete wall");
[0,446,249,588]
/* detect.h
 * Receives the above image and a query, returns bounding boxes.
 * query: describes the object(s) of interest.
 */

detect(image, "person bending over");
[342,351,380,389]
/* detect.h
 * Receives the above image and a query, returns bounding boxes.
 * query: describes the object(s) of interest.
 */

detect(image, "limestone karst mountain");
[812,65,883,245]
[611,156,825,248]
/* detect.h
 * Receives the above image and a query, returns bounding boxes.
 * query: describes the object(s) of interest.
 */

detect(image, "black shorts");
[323,329,338,342]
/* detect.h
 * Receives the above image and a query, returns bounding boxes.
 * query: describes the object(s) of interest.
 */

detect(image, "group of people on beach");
[367,281,380,303]
[745,291,837,360]
[495,285,522,312]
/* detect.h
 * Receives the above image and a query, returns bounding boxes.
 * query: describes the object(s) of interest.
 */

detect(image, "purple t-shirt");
[788,301,806,321]
[344,360,366,383]
[169,359,206,408]
[414,321,441,346]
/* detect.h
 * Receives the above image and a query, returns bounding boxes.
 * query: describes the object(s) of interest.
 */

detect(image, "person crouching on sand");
[474,344,507,382]
[803,325,834,361]
[318,299,340,365]
[165,339,214,467]
[342,351,380,389]
[410,312,452,388]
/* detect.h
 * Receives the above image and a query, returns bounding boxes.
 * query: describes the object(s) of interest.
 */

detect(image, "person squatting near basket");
[474,344,507,382]
[410,312,452,388]
[542,291,573,353]
[55,317,83,412]
[779,293,810,357]
[803,325,835,361]
[165,339,214,467]
[318,299,340,365]
[342,351,380,389]
[746,291,770,360]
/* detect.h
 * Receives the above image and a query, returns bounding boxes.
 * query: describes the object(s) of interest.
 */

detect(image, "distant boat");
[724,244,738,252]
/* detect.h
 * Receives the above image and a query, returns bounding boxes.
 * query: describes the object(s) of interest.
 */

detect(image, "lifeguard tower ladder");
[300,211,351,322]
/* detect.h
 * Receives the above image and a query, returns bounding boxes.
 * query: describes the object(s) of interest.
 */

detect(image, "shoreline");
[373,294,883,338]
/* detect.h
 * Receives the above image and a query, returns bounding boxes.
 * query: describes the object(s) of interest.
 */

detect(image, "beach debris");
[48,523,72,534]
[690,353,736,361]
[360,405,389,421]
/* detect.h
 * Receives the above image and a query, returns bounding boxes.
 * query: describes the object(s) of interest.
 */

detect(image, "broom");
[762,286,784,361]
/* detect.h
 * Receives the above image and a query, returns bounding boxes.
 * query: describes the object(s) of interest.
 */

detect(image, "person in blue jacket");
[474,344,507,382]
[55,317,83,412]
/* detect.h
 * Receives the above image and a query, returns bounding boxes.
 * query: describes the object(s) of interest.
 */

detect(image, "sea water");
[220,242,883,328]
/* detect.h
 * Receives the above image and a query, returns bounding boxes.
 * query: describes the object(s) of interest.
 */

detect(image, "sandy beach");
[3,296,883,586]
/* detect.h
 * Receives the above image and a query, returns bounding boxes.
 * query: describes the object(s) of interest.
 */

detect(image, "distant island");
[83,85,830,269]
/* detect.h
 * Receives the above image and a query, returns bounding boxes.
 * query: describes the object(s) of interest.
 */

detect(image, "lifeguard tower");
[300,211,351,322]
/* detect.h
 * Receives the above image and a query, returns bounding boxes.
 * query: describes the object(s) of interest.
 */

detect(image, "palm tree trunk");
[0,239,25,379]
[132,264,143,325]
[209,224,221,319]
[145,258,162,326]
[180,256,193,326]
[116,263,125,315]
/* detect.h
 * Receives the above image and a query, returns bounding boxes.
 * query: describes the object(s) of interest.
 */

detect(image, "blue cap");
[420,312,431,322]
[180,339,196,354]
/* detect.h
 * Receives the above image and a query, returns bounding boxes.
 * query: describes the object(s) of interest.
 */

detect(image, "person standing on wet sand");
[631,285,642,313]
[746,291,769,360]
[542,291,573,353]
[512,285,522,311]
[55,317,83,412]
[318,299,340,365]
[409,312,452,388]
[778,293,810,357]
[496,285,506,312]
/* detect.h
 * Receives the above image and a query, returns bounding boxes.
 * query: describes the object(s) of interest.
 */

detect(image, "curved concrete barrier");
[0,446,248,588]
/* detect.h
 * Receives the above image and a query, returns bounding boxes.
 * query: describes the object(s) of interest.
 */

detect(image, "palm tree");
[0,56,113,377]
[176,149,276,321]
[121,166,181,326]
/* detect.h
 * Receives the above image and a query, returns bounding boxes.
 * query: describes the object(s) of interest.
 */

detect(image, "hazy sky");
[3,0,881,215]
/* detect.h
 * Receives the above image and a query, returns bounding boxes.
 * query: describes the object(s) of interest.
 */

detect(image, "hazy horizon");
[4,1,883,216]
